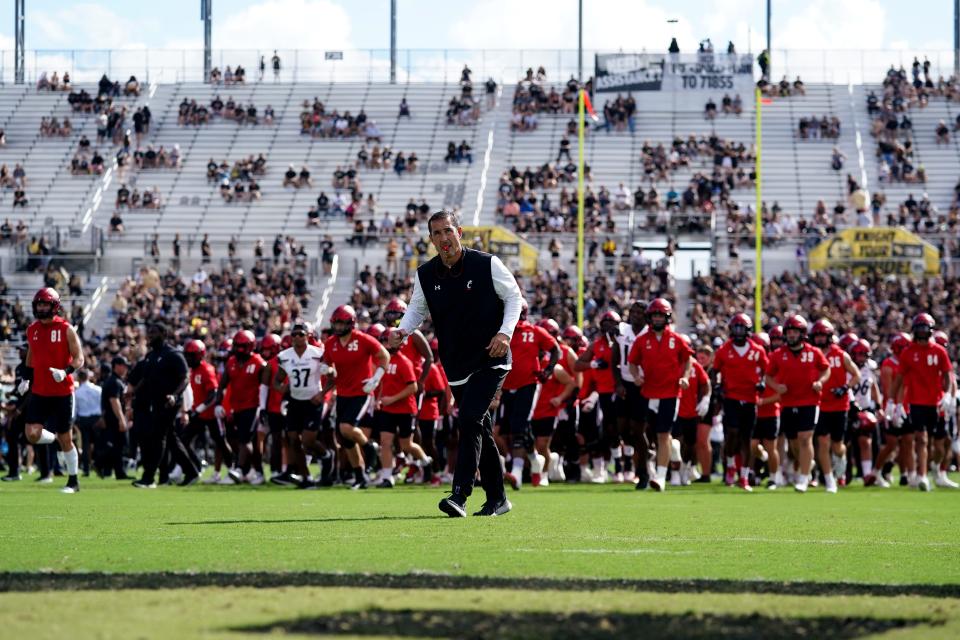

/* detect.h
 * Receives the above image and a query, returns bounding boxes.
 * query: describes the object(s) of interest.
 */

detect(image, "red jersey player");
[627,298,693,492]
[810,319,860,493]
[23,288,85,494]
[675,340,711,486]
[382,297,434,392]
[751,332,784,489]
[529,330,578,487]
[897,313,953,491]
[322,304,390,490]
[258,333,289,483]
[713,313,769,491]
[216,330,269,484]
[501,301,560,490]
[574,310,622,484]
[765,315,831,493]
[184,339,238,484]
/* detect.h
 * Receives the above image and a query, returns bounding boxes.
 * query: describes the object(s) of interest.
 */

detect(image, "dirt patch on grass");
[238,609,924,639]
[1,572,959,598]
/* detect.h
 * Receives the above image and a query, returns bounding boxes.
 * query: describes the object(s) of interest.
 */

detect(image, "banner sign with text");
[595,52,754,93]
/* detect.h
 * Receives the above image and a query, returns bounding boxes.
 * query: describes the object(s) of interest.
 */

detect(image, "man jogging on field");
[390,209,522,517]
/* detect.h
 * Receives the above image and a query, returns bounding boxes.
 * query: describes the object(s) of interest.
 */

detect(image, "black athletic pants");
[139,407,197,484]
[450,366,508,501]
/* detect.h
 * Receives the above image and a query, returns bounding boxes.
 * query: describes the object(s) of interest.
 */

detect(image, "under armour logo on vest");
[435,285,441,290]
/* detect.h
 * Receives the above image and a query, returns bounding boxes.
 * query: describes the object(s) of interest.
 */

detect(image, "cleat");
[296,478,317,490]
[530,472,541,487]
[669,473,681,486]
[648,477,664,492]
[132,480,157,489]
[900,475,909,486]
[538,476,549,487]
[864,473,876,487]
[623,470,636,483]
[738,477,753,492]
[270,472,295,486]
[504,472,521,491]
[61,480,79,494]
[794,477,809,493]
[590,468,607,484]
[473,497,512,517]
[1,474,21,482]
[692,475,711,483]
[614,472,625,484]
[227,468,244,484]
[766,479,778,490]
[438,494,467,518]
[918,476,931,492]
[36,475,53,484]
[376,479,395,489]
[875,475,891,488]
[724,468,736,486]
[350,476,369,490]
[825,483,838,494]
[430,476,442,487]
[935,474,959,489]
[179,474,200,487]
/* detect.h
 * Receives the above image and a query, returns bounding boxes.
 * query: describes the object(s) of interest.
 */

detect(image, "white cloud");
[211,0,353,50]
[32,3,148,49]
[777,0,886,50]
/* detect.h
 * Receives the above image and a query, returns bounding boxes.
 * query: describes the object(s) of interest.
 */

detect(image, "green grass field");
[2,476,960,638]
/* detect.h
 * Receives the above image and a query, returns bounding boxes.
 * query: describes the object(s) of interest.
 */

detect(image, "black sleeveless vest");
[418,248,510,382]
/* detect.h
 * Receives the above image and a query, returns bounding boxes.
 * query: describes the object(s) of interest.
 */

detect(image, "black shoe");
[376,479,395,488]
[271,471,295,486]
[132,480,157,489]
[635,475,649,490]
[115,473,131,481]
[351,476,369,490]
[1,474,21,482]
[179,474,200,487]
[693,475,711,483]
[899,475,908,486]
[296,478,317,490]
[473,497,512,517]
[35,475,53,484]
[61,482,80,494]
[439,493,467,518]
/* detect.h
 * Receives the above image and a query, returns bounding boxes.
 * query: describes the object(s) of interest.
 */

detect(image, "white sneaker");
[795,477,809,493]
[623,470,636,483]
[935,473,959,488]
[590,468,607,484]
[614,472,625,484]
[669,472,681,486]
[538,476,550,487]
[169,465,184,483]
[875,475,891,488]
[248,471,265,486]
[204,471,221,485]
[825,482,838,494]
[918,476,931,492]
[217,474,237,485]
[579,465,593,482]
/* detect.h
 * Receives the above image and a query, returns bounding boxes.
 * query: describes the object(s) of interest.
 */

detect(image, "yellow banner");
[808,227,939,276]
[425,226,539,275]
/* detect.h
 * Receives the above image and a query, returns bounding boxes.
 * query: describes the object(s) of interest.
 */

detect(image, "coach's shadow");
[165,515,446,526]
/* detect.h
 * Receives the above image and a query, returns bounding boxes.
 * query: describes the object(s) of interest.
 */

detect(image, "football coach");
[390,209,521,517]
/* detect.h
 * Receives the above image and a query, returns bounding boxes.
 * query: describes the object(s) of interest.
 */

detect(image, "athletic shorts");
[815,409,847,442]
[376,411,414,438]
[531,416,558,438]
[780,405,818,439]
[598,391,618,428]
[267,412,285,434]
[233,408,259,444]
[578,405,602,451]
[335,395,372,427]
[502,383,539,437]
[646,397,679,434]
[24,394,74,435]
[908,405,938,434]
[755,416,780,441]
[419,418,440,442]
[286,399,323,433]
[622,381,648,424]
[722,398,757,440]
[675,416,698,442]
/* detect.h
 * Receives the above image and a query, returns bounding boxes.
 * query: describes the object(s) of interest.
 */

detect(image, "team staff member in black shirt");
[2,345,30,481]
[393,210,522,517]
[129,323,198,488]
[99,355,131,480]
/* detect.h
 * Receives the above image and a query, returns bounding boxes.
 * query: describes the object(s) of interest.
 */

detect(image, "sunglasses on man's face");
[292,331,307,337]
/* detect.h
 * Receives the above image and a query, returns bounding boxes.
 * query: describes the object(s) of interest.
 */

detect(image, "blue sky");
[0,0,954,53]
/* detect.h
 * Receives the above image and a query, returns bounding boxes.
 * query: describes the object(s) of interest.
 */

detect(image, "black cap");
[291,319,311,334]
[112,355,130,367]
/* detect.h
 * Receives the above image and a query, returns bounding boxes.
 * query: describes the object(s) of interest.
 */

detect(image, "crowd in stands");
[869,66,928,185]
[209,65,248,85]
[115,183,162,210]
[510,70,588,132]
[39,117,72,138]
[180,96,273,126]
[1,163,28,208]
[444,140,473,164]
[206,156,266,203]
[0,218,28,244]
[299,99,369,138]
[446,65,481,126]
[704,94,744,119]
[133,144,181,170]
[283,164,313,188]
[798,115,841,140]
[36,71,71,92]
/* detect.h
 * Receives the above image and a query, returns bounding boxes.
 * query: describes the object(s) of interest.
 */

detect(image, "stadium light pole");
[202,0,212,83]
[766,0,771,78]
[14,0,24,85]
[578,0,583,82]
[390,0,397,84]
[955,0,959,77]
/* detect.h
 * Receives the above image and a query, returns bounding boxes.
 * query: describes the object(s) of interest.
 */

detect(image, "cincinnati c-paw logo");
[466,280,473,290]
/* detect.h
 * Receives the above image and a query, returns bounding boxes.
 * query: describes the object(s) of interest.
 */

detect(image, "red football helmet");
[838,332,859,352]
[890,332,911,356]
[912,313,935,330]
[260,333,282,359]
[32,287,61,320]
[217,338,233,357]
[331,304,357,324]
[850,339,871,357]
[784,315,809,333]
[647,298,673,319]
[381,327,403,345]
[754,332,771,349]
[729,313,753,330]
[384,298,407,317]
[858,411,879,431]
[366,323,387,340]
[768,325,784,341]
[599,310,622,325]
[538,318,561,337]
[280,334,293,350]
[562,325,583,340]
[185,339,206,356]
[810,319,835,337]
[233,330,256,356]
[933,330,949,348]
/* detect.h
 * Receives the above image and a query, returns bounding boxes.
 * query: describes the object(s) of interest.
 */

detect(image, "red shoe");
[864,473,877,487]
[504,472,521,491]
[838,476,847,488]
[531,472,542,487]
[738,476,753,492]
[430,476,441,487]
[724,468,736,486]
